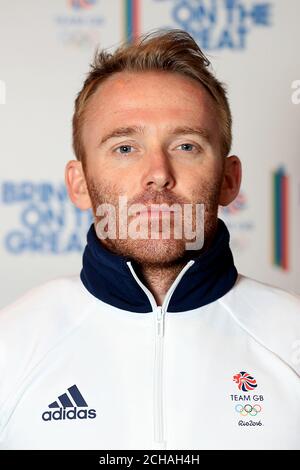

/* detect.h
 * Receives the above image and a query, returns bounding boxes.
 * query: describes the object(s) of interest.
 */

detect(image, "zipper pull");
[156,306,165,337]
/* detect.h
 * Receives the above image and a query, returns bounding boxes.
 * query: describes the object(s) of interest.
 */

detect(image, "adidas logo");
[42,384,97,421]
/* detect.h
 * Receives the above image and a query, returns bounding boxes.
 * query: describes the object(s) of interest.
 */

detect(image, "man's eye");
[177,143,197,151]
[115,145,133,154]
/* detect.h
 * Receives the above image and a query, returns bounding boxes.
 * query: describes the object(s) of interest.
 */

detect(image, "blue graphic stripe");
[68,384,88,407]
[48,400,59,408]
[58,393,74,408]
[125,0,133,42]
[274,170,282,266]
[278,171,283,266]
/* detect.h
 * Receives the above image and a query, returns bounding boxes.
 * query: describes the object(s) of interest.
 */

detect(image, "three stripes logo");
[42,384,96,421]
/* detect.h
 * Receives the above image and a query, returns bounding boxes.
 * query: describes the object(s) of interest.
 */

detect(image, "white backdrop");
[0,0,299,308]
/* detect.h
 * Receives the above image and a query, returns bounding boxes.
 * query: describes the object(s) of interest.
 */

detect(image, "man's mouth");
[138,206,180,217]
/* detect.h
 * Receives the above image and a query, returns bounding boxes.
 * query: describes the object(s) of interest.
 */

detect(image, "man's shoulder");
[220,273,300,374]
[223,272,300,326]
[0,275,93,372]
[229,272,300,312]
[0,275,89,329]
[0,275,96,407]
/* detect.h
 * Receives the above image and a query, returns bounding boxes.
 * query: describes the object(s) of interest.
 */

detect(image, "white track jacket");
[0,219,299,450]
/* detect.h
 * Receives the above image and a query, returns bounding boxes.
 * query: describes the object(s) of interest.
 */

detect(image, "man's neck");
[134,225,219,306]
[134,260,187,306]
[81,217,237,313]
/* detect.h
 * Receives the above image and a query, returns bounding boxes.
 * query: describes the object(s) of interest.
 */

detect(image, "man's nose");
[141,149,176,192]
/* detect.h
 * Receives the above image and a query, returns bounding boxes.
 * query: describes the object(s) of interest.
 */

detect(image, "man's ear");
[218,155,242,206]
[65,159,92,210]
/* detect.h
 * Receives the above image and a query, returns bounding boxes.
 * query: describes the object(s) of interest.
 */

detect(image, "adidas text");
[42,407,97,421]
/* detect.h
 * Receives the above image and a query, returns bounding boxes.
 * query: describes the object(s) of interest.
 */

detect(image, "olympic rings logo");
[235,404,262,416]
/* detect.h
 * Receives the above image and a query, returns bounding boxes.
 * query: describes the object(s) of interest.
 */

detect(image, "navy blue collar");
[80,218,238,313]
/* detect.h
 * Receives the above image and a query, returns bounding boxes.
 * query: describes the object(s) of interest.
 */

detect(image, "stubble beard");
[85,176,223,267]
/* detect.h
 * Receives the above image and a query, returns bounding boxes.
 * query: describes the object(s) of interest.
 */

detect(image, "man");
[0,29,299,450]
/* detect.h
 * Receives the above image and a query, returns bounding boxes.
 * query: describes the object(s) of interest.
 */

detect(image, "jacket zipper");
[126,260,195,448]
[154,305,164,445]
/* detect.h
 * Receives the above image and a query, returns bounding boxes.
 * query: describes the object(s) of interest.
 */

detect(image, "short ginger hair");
[72,28,232,169]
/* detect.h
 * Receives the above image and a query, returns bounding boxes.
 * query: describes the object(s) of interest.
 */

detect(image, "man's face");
[81,70,225,264]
